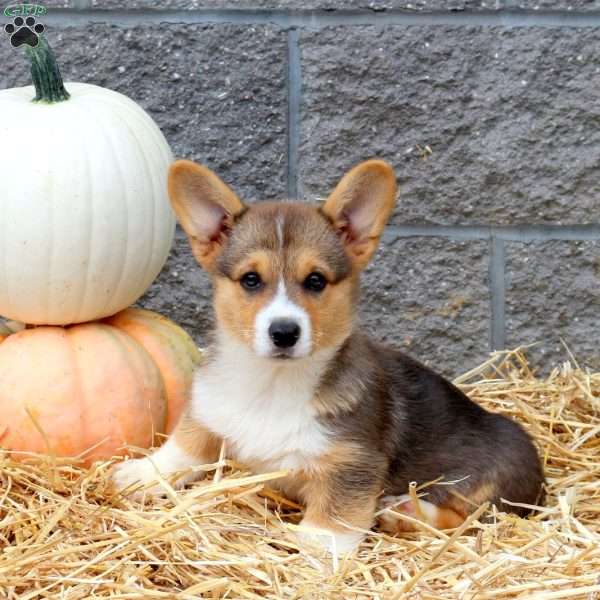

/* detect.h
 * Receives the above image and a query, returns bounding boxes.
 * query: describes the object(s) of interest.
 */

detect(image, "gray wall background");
[2,1,599,376]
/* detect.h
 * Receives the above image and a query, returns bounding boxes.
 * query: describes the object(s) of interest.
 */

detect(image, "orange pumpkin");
[103,308,200,434]
[0,308,200,464]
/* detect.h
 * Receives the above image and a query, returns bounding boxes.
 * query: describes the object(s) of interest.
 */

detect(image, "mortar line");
[286,28,301,200]
[494,224,600,241]
[386,224,600,241]
[490,236,506,351]
[386,225,490,240]
[39,8,600,28]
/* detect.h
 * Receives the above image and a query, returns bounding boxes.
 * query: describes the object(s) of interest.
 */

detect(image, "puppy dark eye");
[304,272,327,292]
[240,271,262,290]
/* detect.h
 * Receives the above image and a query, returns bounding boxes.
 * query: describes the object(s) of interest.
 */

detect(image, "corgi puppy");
[111,159,544,555]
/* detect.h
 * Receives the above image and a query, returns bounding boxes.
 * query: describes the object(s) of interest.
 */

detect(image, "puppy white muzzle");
[254,281,311,359]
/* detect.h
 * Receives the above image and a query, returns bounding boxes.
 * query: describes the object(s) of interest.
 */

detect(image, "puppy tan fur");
[112,159,544,555]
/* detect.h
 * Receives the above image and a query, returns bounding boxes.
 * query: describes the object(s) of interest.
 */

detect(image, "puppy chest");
[192,385,331,469]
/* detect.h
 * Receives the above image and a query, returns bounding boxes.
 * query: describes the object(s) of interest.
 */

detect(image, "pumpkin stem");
[24,36,70,104]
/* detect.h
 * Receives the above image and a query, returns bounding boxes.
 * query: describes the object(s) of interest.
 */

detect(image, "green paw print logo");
[3,4,46,48]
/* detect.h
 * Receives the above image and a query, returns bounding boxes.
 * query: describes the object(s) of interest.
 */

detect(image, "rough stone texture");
[504,0,600,8]
[0,24,287,200]
[88,1,499,9]
[299,26,600,225]
[506,240,600,371]
[138,227,214,345]
[361,237,491,377]
[83,1,600,10]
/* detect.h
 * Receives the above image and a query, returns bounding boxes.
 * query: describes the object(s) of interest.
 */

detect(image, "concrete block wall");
[2,1,599,376]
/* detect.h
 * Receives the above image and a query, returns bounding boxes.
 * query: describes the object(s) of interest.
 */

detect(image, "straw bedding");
[1,348,598,599]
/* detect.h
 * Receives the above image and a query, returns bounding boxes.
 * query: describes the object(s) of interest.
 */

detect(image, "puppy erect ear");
[168,160,246,270]
[321,159,397,270]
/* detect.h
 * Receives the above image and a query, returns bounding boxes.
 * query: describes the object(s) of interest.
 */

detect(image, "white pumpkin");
[0,38,175,325]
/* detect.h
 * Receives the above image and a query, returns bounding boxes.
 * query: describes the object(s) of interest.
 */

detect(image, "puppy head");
[168,159,397,360]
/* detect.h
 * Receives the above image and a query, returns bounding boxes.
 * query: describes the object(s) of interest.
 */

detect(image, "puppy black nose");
[269,319,301,348]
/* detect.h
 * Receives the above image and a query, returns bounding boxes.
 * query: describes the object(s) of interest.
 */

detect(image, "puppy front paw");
[296,519,364,557]
[110,457,166,499]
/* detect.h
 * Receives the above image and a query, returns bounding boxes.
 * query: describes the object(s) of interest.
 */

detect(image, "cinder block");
[299,26,600,224]
[360,236,491,376]
[505,240,600,371]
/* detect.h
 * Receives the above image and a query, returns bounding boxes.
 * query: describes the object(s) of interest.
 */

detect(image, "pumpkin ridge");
[104,100,158,299]
[89,103,132,320]
[0,185,13,319]
[105,308,200,434]
[97,322,168,447]
[84,95,175,305]
[65,326,87,458]
[68,98,96,325]
[45,130,57,322]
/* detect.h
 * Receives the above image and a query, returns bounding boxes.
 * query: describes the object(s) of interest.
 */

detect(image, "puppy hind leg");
[378,494,466,533]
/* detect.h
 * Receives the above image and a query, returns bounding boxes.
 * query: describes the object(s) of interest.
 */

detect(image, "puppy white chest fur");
[190,334,333,471]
